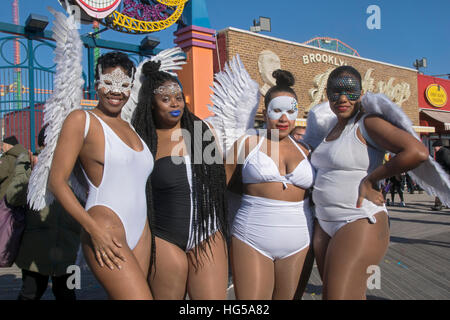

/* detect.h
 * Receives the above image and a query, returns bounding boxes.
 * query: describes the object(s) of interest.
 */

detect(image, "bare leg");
[132,220,151,278]
[187,232,229,300]
[293,246,315,300]
[81,209,152,300]
[148,237,189,300]
[273,246,309,300]
[313,220,331,281]
[322,211,390,300]
[231,237,274,300]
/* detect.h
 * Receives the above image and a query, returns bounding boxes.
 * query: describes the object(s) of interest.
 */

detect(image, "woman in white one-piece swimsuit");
[49,52,154,300]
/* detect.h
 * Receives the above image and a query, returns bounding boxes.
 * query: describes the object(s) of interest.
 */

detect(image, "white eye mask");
[97,65,134,97]
[267,96,299,121]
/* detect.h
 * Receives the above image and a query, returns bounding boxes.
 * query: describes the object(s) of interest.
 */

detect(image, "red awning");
[421,109,450,131]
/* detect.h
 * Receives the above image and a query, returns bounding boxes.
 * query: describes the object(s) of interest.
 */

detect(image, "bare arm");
[356,115,429,207]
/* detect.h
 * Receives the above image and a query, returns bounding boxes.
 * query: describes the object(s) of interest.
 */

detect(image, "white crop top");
[241,135,315,190]
[311,113,387,222]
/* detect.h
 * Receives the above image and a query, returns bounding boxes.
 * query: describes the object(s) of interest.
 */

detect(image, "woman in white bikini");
[226,69,315,299]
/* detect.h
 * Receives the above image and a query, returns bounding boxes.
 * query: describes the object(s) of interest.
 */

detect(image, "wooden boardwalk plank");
[1,193,449,300]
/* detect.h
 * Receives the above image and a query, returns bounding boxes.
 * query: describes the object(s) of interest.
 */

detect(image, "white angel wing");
[302,101,337,149]
[27,6,85,211]
[121,47,186,123]
[204,54,260,156]
[361,92,450,206]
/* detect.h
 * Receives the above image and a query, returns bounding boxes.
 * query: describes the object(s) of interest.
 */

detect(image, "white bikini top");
[241,135,315,189]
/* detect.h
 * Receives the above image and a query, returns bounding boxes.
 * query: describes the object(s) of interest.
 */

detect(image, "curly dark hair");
[132,61,229,270]
[95,51,136,81]
[264,69,297,107]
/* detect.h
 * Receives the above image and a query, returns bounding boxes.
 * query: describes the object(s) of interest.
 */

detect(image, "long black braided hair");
[131,60,229,270]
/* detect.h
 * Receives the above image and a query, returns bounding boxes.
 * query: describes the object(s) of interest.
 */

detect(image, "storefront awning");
[421,109,450,131]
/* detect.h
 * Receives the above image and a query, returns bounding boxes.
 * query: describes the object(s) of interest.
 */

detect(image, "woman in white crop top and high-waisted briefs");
[226,70,315,300]
[310,66,429,300]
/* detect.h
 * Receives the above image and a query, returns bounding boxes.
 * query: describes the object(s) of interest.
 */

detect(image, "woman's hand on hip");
[357,177,384,208]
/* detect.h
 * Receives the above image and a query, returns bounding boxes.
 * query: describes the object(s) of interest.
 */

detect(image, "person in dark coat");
[0,136,29,200]
[8,127,81,300]
[431,140,450,210]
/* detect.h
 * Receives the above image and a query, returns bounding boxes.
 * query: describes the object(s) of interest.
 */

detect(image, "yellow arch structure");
[105,0,189,34]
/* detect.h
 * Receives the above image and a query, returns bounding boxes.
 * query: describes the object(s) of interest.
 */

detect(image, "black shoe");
[430,206,442,211]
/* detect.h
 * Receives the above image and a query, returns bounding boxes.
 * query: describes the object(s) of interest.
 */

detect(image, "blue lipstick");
[170,110,181,117]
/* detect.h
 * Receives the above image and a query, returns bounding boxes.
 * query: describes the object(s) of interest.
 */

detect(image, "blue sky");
[0,0,449,76]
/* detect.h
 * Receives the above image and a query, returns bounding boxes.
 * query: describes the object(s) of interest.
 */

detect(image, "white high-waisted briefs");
[232,194,313,261]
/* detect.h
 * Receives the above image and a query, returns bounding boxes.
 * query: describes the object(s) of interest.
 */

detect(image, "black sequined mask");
[327,76,361,102]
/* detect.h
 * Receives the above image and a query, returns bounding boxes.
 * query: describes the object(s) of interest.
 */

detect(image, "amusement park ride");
[3,0,191,99]
[61,0,189,33]
[1,0,193,151]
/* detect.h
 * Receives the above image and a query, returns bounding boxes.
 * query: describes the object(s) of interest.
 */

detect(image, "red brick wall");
[214,28,419,125]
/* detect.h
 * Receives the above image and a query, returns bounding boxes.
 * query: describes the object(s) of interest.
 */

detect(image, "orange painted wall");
[176,46,214,119]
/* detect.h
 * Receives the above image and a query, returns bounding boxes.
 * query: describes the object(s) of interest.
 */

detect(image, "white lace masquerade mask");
[267,96,299,121]
[97,65,134,97]
[153,82,182,96]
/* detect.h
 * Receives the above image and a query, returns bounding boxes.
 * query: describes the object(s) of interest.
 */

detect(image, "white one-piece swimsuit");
[82,111,154,250]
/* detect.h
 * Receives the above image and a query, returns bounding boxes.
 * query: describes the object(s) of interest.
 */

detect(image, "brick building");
[213,27,424,134]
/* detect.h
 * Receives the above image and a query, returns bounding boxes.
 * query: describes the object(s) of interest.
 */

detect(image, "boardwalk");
[0,193,448,300]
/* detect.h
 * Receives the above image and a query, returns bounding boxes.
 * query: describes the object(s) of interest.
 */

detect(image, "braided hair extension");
[131,60,229,271]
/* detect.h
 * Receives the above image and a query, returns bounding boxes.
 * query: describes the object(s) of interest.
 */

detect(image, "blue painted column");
[27,38,36,152]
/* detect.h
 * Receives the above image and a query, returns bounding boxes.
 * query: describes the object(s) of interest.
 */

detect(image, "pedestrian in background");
[431,140,450,211]
[0,136,28,200]
[10,126,81,300]
[387,174,406,207]
[291,126,306,142]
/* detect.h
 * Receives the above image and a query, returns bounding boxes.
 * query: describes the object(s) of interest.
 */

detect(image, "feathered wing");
[361,92,450,206]
[121,46,186,123]
[302,101,336,150]
[204,54,260,156]
[27,6,85,211]
[203,55,260,232]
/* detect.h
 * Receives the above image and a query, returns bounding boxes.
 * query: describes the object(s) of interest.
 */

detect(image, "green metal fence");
[0,35,55,152]
[0,19,160,153]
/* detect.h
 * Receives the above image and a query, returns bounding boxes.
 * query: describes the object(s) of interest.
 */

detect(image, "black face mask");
[327,75,362,102]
